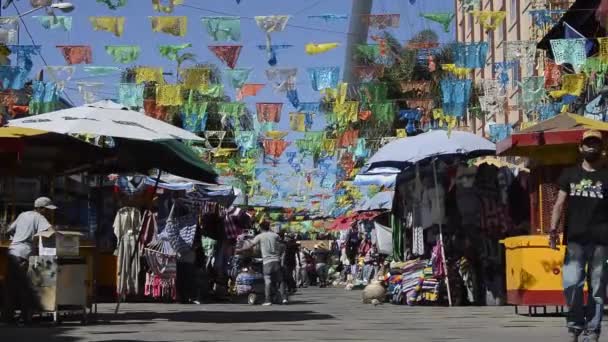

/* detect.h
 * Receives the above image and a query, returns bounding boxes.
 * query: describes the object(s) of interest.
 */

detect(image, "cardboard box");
[35,228,83,257]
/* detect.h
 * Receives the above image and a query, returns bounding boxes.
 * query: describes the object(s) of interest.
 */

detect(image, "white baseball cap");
[34,197,57,210]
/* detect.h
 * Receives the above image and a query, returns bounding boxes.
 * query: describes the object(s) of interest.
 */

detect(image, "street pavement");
[0,287,585,341]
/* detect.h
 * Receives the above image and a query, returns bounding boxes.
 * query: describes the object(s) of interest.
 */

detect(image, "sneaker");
[282,299,289,305]
[192,300,201,305]
[262,302,272,306]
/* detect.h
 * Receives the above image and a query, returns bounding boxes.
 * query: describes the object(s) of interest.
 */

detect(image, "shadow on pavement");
[101,310,334,324]
[0,326,80,342]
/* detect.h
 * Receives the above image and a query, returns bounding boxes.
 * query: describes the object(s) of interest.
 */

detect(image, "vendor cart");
[497,113,605,309]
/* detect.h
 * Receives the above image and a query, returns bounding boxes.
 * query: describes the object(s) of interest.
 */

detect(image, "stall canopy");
[496,113,608,164]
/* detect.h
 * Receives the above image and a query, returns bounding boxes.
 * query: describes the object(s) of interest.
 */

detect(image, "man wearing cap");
[550,130,608,342]
[2,196,55,324]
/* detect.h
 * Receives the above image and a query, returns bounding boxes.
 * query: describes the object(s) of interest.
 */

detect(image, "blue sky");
[4,0,455,212]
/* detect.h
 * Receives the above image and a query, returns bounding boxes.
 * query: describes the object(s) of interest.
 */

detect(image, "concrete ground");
[1,287,583,342]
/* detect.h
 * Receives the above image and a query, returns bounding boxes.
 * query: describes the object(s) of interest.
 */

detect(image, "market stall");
[496,113,608,307]
[359,129,529,306]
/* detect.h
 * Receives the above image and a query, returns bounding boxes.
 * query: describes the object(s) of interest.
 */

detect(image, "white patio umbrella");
[365,130,496,170]
[7,100,203,142]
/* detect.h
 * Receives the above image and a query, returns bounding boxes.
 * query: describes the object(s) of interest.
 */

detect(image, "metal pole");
[342,0,373,87]
[432,158,452,307]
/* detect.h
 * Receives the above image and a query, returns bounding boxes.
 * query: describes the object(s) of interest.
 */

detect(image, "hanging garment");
[180,67,210,90]
[204,130,227,148]
[470,10,506,31]
[420,13,455,32]
[234,131,257,156]
[33,16,72,31]
[256,102,282,122]
[156,84,183,106]
[158,43,191,61]
[0,17,18,45]
[180,101,208,133]
[305,42,339,55]
[289,112,307,131]
[359,110,372,121]
[89,16,125,37]
[236,83,264,101]
[114,207,142,296]
[359,82,388,105]
[454,42,488,68]
[256,44,293,66]
[77,82,103,104]
[202,16,241,42]
[57,45,93,65]
[361,14,400,29]
[105,45,141,64]
[135,67,164,84]
[550,38,588,73]
[225,68,252,89]
[118,83,144,108]
[370,102,395,124]
[440,78,472,117]
[307,66,340,91]
[29,80,59,114]
[152,0,183,13]
[8,45,40,72]
[150,16,187,37]
[399,109,422,134]
[97,0,127,10]
[209,45,242,69]
[44,65,75,90]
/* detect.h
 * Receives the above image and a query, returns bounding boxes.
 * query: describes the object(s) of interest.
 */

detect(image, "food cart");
[497,113,608,310]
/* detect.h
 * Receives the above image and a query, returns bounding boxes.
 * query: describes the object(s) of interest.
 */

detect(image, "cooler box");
[502,235,576,306]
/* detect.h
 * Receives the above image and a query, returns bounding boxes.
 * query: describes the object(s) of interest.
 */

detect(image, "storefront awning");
[496,113,608,164]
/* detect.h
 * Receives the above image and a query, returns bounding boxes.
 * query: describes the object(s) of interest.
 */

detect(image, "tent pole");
[114,169,162,314]
[432,158,452,307]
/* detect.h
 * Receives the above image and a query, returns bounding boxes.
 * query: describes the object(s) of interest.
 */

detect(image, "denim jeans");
[316,263,328,285]
[262,261,286,303]
[562,242,608,333]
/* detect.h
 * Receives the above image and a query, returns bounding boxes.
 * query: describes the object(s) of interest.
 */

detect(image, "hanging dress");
[114,206,142,296]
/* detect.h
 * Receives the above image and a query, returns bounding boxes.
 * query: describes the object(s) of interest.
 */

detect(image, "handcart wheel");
[248,293,257,305]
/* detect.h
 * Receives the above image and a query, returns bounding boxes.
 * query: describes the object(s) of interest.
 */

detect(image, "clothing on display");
[114,207,142,296]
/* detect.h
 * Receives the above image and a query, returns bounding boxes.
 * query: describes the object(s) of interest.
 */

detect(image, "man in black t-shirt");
[550,130,608,342]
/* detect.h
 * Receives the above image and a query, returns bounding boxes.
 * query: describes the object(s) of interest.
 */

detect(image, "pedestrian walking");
[550,130,608,342]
